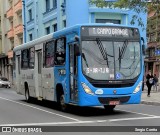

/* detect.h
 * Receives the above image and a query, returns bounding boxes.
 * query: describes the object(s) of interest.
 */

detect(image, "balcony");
[14,0,22,14]
[7,7,13,19]
[7,28,14,39]
[15,24,23,35]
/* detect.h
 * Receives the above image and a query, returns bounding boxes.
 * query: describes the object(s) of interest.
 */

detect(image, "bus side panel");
[54,66,67,101]
[42,67,55,101]
[20,69,36,97]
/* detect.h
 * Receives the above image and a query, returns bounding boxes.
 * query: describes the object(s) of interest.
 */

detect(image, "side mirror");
[141,37,145,55]
[74,44,80,56]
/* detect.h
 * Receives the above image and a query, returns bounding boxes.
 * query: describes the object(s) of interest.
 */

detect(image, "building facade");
[23,0,147,44]
[23,0,65,42]
[0,0,23,82]
[145,10,160,77]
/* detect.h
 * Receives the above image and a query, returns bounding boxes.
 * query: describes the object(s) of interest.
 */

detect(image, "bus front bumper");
[79,91,141,106]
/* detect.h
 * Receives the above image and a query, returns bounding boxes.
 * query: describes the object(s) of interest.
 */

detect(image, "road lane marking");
[0,121,99,126]
[1,116,160,126]
[115,109,157,117]
[109,116,160,122]
[0,96,80,122]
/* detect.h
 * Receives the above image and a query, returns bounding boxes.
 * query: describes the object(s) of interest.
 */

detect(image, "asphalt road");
[0,88,160,134]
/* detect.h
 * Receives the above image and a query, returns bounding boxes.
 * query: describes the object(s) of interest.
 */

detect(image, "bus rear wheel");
[104,105,116,112]
[60,94,68,112]
[25,86,31,102]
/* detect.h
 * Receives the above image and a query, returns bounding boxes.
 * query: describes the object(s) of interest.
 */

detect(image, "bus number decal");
[85,67,109,74]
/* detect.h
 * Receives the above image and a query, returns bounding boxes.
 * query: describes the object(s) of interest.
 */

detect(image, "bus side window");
[44,40,55,67]
[21,49,29,69]
[55,38,66,65]
[29,47,35,68]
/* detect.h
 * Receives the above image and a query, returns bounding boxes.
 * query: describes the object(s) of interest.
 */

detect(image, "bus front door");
[69,44,78,102]
[35,50,43,99]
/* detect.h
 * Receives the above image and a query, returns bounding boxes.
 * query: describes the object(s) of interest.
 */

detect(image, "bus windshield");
[82,40,141,80]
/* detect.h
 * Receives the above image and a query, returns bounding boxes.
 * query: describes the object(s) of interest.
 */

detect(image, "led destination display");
[89,27,129,36]
[81,26,140,39]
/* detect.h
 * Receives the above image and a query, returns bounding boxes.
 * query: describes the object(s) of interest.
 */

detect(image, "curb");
[141,100,160,106]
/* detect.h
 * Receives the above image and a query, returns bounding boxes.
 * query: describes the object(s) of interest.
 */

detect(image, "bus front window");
[82,40,141,80]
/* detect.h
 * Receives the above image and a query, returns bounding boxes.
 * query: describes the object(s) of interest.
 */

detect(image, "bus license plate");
[109,101,120,105]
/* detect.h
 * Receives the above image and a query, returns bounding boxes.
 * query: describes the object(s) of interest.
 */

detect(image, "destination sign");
[89,27,129,37]
[81,26,140,39]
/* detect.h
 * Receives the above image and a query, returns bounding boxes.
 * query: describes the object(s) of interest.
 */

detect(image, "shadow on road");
[21,98,127,117]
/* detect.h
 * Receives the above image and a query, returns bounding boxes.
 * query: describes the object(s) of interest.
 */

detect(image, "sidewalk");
[141,84,160,106]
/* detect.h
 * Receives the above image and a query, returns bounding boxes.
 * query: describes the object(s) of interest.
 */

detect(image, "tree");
[89,0,160,28]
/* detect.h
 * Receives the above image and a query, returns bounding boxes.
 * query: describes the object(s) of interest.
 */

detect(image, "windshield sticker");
[116,73,122,79]
[85,68,109,74]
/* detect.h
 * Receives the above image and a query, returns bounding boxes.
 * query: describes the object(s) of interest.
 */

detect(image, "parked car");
[0,77,11,88]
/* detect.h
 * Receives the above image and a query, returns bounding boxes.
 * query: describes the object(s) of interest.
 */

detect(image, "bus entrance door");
[69,44,78,102]
[35,50,43,100]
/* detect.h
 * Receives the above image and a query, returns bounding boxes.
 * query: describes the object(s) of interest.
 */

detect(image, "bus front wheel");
[104,105,116,112]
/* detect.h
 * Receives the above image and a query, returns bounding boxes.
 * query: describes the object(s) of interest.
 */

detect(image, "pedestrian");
[146,70,154,97]
[153,74,158,91]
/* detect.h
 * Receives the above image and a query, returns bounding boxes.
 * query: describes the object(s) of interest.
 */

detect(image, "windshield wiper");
[96,38,109,67]
[118,40,128,70]
[119,47,121,70]
[82,53,89,67]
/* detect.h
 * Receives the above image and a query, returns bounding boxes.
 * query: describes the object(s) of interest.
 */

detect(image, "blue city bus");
[14,24,145,111]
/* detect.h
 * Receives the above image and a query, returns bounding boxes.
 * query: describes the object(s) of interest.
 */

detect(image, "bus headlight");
[81,83,94,95]
[133,81,143,94]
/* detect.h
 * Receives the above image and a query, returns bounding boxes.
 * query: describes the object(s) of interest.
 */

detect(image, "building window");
[63,20,66,28]
[29,47,35,68]
[53,0,57,9]
[53,24,57,32]
[61,0,66,15]
[46,0,50,12]
[44,40,55,67]
[18,13,22,24]
[96,19,121,24]
[19,36,23,45]
[150,34,155,42]
[45,27,50,34]
[10,40,14,50]
[10,21,13,28]
[28,9,32,21]
[29,34,33,41]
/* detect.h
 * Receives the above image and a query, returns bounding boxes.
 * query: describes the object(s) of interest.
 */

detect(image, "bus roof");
[13,23,139,52]
[13,33,53,52]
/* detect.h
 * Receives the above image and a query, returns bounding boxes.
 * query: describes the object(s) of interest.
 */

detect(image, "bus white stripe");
[1,116,160,126]
[109,116,160,122]
[0,121,97,126]
[115,109,157,117]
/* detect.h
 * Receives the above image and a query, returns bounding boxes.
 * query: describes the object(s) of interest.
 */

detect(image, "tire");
[25,86,31,102]
[104,105,116,112]
[59,94,68,112]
